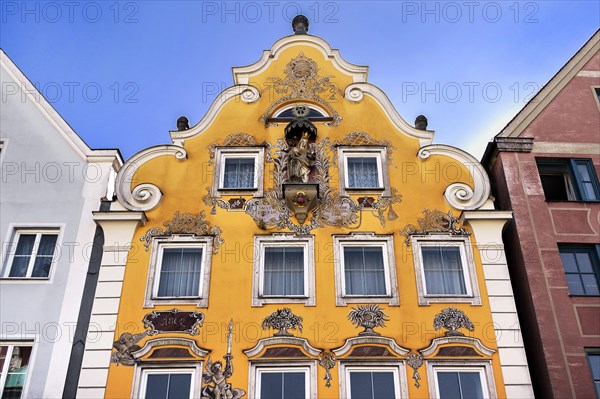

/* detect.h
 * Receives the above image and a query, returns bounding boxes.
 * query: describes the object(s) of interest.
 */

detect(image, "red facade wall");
[489,46,600,398]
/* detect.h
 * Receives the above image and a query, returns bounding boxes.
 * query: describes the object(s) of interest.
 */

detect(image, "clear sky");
[1,1,599,159]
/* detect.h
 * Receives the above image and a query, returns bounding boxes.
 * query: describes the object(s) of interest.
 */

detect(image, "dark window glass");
[537,159,600,201]
[437,371,484,399]
[586,352,600,399]
[260,371,305,399]
[263,247,304,296]
[144,373,191,399]
[1,345,32,399]
[8,233,57,278]
[349,371,396,399]
[559,246,600,296]
[344,246,386,296]
[277,108,325,118]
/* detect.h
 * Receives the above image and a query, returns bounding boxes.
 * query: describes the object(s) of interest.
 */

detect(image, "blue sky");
[1,1,599,159]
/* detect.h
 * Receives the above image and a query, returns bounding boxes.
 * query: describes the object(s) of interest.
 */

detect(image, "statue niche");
[282,105,320,224]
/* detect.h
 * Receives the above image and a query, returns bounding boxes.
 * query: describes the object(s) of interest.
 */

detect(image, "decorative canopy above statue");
[284,104,318,141]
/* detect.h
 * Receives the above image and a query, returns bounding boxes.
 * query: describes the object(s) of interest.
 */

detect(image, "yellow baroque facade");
[77,18,534,399]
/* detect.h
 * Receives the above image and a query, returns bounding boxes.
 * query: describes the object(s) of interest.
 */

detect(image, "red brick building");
[482,30,600,398]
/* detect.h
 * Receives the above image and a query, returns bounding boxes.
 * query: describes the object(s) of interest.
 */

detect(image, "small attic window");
[269,103,333,123]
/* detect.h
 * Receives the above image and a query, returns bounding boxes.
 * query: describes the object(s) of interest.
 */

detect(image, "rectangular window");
[0,344,33,399]
[338,147,389,196]
[346,156,381,189]
[222,157,256,189]
[333,234,399,306]
[253,235,314,306]
[586,351,600,399]
[344,246,386,296]
[349,370,396,398]
[559,245,600,296]
[144,236,213,308]
[139,369,193,399]
[3,230,58,279]
[422,247,467,295]
[537,158,600,201]
[212,147,264,197]
[263,247,304,296]
[340,364,407,399]
[436,370,485,399]
[259,370,306,399]
[411,236,481,305]
[156,247,203,298]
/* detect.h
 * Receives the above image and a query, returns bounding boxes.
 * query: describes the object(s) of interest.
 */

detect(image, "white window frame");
[1,227,61,281]
[411,235,481,306]
[0,342,35,399]
[252,234,315,307]
[426,360,497,399]
[333,233,399,306]
[339,362,409,399]
[212,147,265,198]
[144,235,213,308]
[132,364,202,399]
[249,362,317,399]
[338,146,390,197]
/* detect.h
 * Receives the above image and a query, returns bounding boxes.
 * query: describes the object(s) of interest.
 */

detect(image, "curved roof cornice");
[232,34,368,84]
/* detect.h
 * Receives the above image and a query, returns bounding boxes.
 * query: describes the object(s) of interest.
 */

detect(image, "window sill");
[252,296,315,307]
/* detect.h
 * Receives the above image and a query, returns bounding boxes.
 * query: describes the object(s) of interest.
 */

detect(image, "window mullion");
[26,233,42,278]
[569,159,585,200]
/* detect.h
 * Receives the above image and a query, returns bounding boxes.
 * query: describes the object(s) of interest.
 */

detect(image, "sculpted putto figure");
[201,357,245,399]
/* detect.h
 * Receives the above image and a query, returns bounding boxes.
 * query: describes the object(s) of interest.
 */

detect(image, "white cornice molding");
[0,49,121,164]
[232,34,368,84]
[332,336,409,357]
[344,83,435,147]
[243,336,322,358]
[497,29,600,138]
[419,336,495,357]
[115,145,187,212]
[132,337,210,359]
[418,145,491,210]
[169,85,260,143]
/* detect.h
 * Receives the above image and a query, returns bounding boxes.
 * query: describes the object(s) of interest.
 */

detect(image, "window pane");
[560,252,578,273]
[349,372,373,398]
[167,374,191,399]
[565,274,585,295]
[282,372,305,399]
[9,235,36,278]
[581,274,600,295]
[458,372,484,399]
[438,372,462,399]
[372,372,396,399]
[423,247,466,295]
[157,248,202,297]
[347,157,380,188]
[2,346,32,399]
[145,374,169,399]
[575,252,594,273]
[344,247,386,295]
[588,353,600,379]
[263,247,304,296]
[260,372,282,399]
[14,235,35,256]
[31,257,52,278]
[223,158,255,189]
[36,235,57,256]
[8,256,29,278]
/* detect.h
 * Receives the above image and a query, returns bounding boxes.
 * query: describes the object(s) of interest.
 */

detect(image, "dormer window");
[268,103,333,125]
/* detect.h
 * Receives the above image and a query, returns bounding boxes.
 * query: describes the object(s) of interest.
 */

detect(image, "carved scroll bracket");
[400,209,470,246]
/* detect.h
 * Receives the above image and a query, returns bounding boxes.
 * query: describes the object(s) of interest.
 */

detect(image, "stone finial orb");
[177,116,190,131]
[292,15,309,35]
[415,115,428,130]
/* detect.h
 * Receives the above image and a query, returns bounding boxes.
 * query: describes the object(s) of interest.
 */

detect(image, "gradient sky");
[1,1,599,159]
